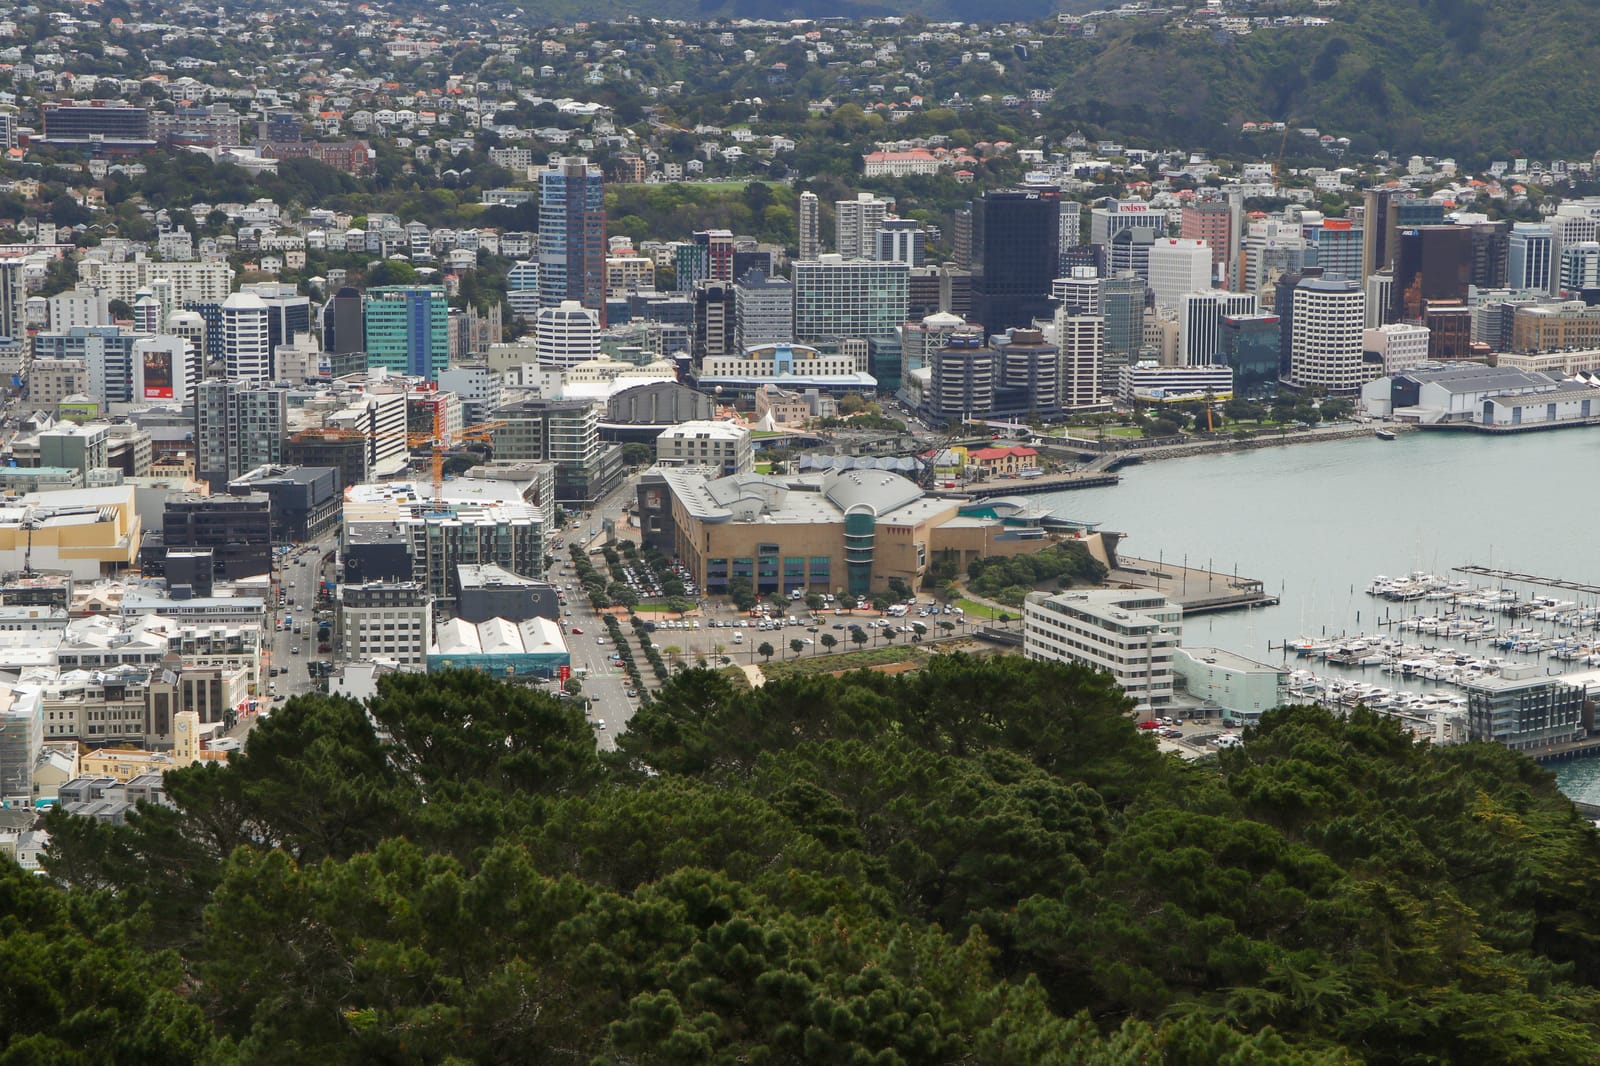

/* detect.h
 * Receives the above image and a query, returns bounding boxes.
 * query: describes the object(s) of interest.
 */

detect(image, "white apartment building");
[1363,323,1431,375]
[656,420,753,476]
[1055,313,1105,408]
[1147,238,1212,311]
[835,192,892,260]
[1052,268,1101,314]
[1023,589,1183,711]
[221,291,271,381]
[1290,276,1369,394]
[48,285,111,330]
[77,258,235,305]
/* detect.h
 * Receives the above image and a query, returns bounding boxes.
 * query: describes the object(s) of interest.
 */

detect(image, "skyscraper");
[1147,238,1213,311]
[362,286,449,380]
[693,280,736,363]
[1508,223,1555,293]
[735,269,793,349]
[1179,201,1231,279]
[195,379,285,491]
[538,156,606,323]
[693,229,735,283]
[973,187,1061,335]
[1099,272,1148,371]
[1290,276,1367,394]
[874,218,926,267]
[792,255,910,344]
[1391,225,1471,322]
[835,193,892,260]
[221,291,271,381]
[533,301,601,367]
[797,191,820,260]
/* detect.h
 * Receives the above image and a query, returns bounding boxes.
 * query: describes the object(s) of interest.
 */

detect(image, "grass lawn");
[753,461,773,473]
[760,644,926,680]
[955,597,1018,622]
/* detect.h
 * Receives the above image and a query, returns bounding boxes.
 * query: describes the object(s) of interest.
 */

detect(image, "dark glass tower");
[973,188,1061,334]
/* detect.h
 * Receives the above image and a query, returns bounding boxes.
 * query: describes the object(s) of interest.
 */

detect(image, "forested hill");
[1034,0,1600,161]
[13,658,1600,1063]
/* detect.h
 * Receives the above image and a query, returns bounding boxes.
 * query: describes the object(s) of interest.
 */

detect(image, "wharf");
[1111,556,1278,615]
[943,470,1120,498]
[1531,736,1600,765]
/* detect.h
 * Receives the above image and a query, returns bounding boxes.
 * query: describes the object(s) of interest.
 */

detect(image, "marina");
[1036,430,1600,799]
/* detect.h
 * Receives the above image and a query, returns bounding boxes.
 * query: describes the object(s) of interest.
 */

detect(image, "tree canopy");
[12,661,1600,1063]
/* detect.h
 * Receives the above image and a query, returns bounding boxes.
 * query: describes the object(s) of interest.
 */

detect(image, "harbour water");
[1040,429,1600,800]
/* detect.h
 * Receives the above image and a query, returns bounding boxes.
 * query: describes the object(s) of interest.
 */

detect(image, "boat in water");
[1375,428,1397,441]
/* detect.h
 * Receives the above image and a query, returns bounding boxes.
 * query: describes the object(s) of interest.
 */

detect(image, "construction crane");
[309,408,506,500]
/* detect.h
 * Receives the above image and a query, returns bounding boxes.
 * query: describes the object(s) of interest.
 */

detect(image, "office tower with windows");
[363,286,449,380]
[973,188,1061,334]
[797,191,820,260]
[537,156,606,323]
[1290,276,1367,394]
[835,193,892,260]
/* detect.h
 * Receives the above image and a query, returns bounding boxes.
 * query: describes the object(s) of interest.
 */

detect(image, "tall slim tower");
[797,191,820,260]
[221,292,270,381]
[538,156,607,324]
[835,193,892,259]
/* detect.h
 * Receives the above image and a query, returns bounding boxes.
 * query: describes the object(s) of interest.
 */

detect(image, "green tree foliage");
[967,541,1110,605]
[20,664,1600,1063]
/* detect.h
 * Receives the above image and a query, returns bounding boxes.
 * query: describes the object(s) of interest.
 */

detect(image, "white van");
[733,633,744,644]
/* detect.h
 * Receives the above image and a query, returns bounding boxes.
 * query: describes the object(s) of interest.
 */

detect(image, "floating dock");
[1109,556,1278,615]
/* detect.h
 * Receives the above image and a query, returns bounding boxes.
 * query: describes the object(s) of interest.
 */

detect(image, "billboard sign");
[142,347,174,399]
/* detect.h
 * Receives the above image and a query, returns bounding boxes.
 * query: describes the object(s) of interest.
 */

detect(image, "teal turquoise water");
[1039,429,1600,800]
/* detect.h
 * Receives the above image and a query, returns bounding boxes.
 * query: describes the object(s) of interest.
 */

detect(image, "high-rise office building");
[874,218,925,267]
[973,188,1061,335]
[1508,223,1555,293]
[797,191,821,260]
[1054,312,1104,408]
[1560,241,1600,293]
[1053,268,1102,315]
[1100,272,1148,369]
[0,258,25,342]
[1314,219,1363,279]
[1089,200,1167,247]
[1059,200,1083,250]
[195,379,286,491]
[1362,190,1445,281]
[693,229,735,283]
[1469,220,1510,290]
[1107,227,1157,284]
[221,292,271,381]
[362,286,449,380]
[835,193,892,260]
[692,280,736,362]
[1176,291,1257,367]
[792,256,910,345]
[322,287,365,354]
[735,269,793,349]
[952,205,974,271]
[1392,225,1471,322]
[1219,313,1282,395]
[532,301,601,367]
[537,156,606,323]
[1147,238,1213,311]
[1179,202,1232,278]
[1290,276,1367,394]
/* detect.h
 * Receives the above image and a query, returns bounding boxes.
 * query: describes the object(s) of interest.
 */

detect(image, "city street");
[550,472,647,751]
[263,530,340,706]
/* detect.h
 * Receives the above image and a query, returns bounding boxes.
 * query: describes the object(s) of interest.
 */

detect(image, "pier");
[1110,556,1278,615]
[1453,565,1600,598]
